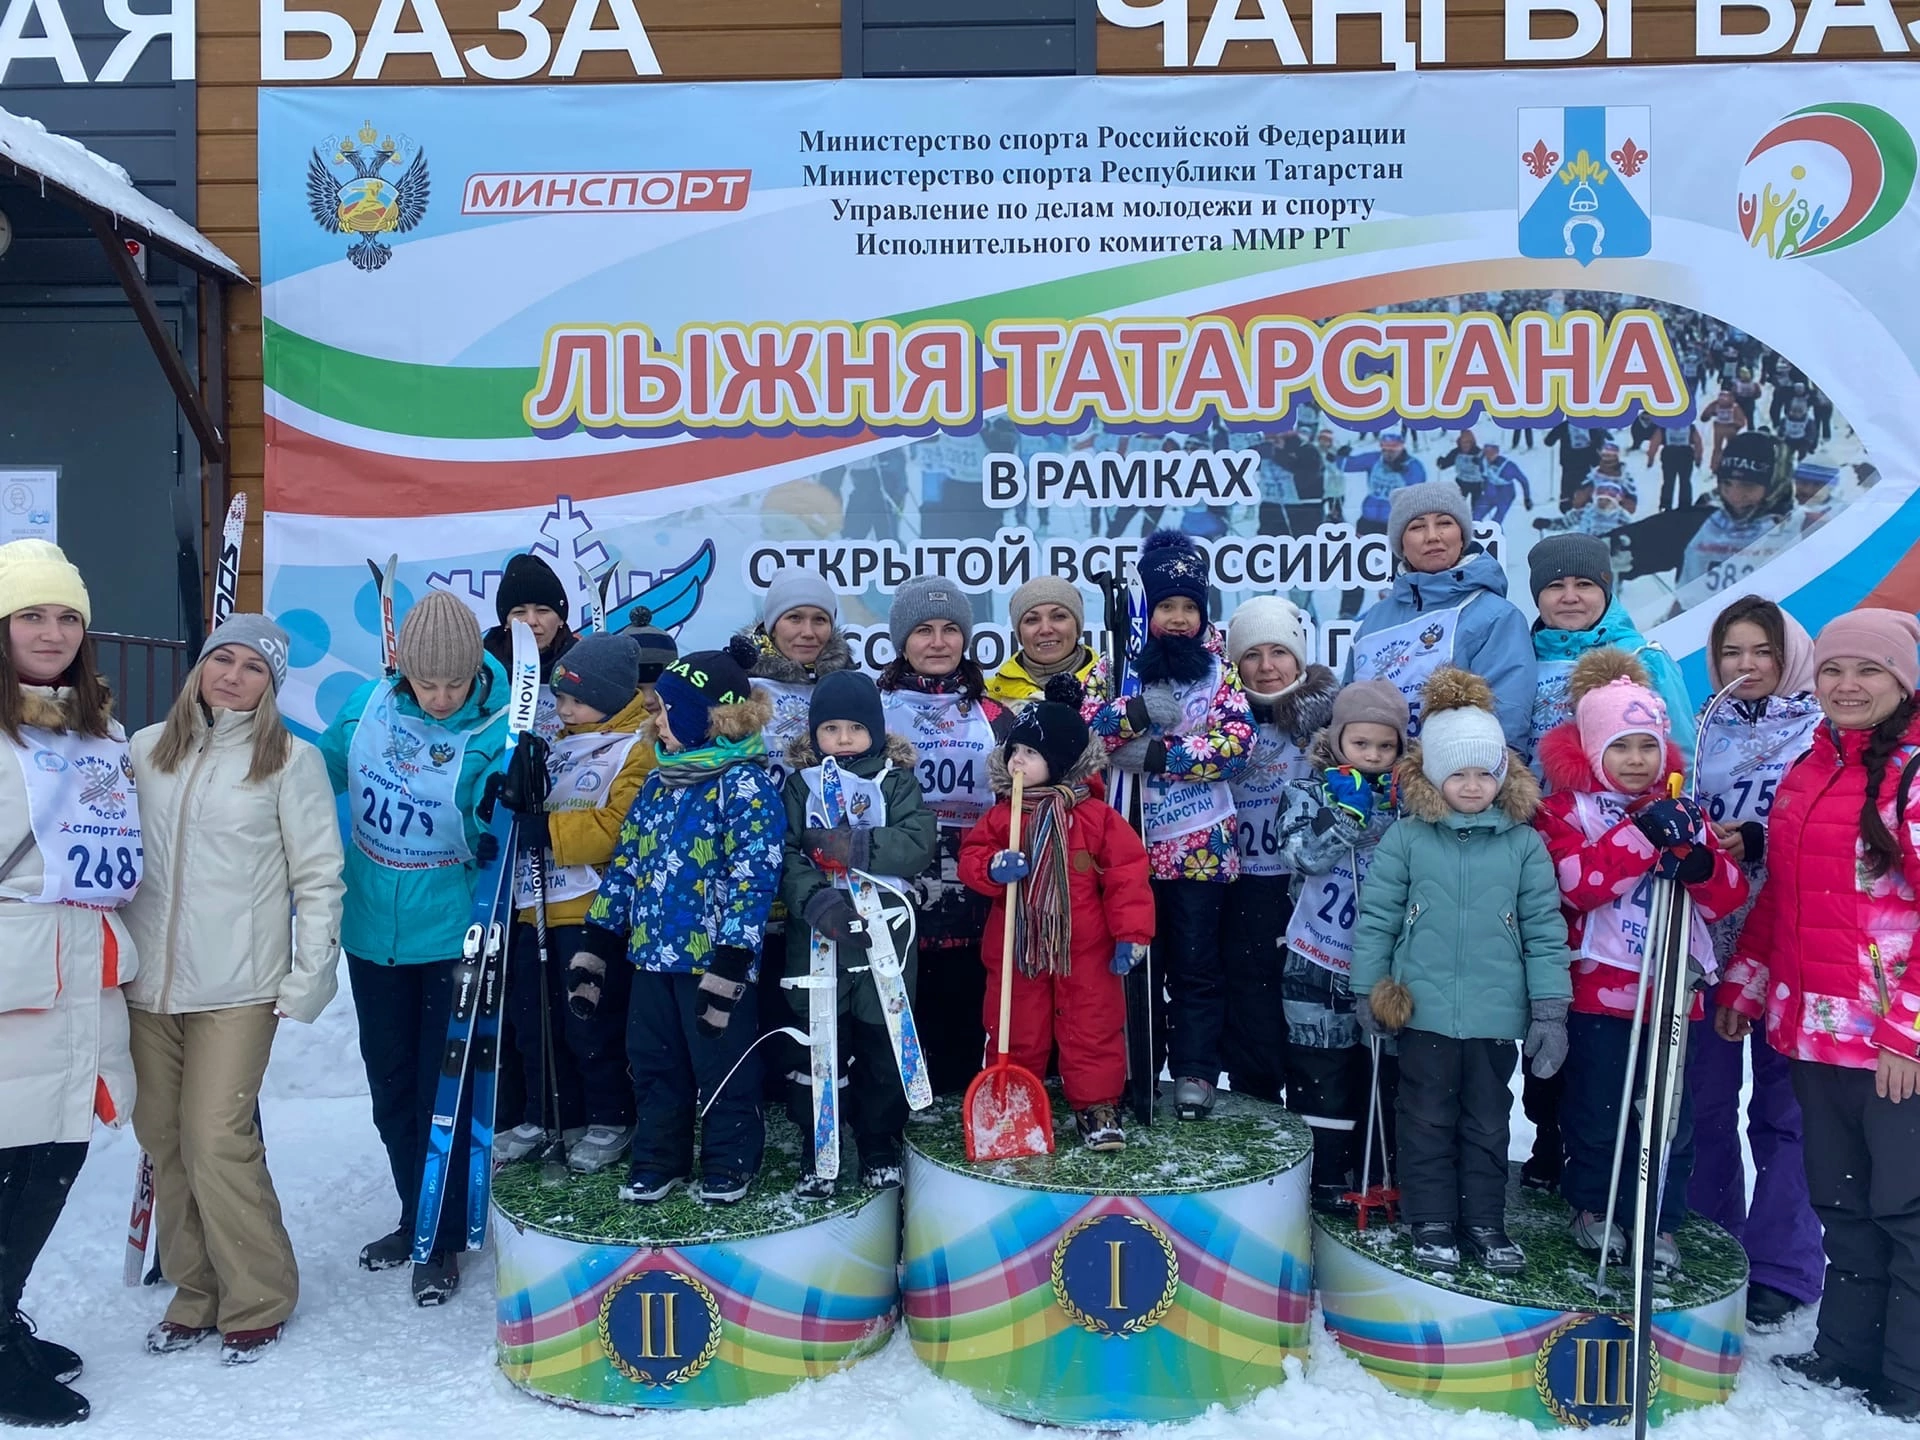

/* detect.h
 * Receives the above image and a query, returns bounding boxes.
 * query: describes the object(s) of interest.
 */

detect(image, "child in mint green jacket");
[1350,667,1571,1278]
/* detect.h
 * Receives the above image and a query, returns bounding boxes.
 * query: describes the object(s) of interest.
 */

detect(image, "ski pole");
[530,846,568,1185]
[1596,898,1659,1297]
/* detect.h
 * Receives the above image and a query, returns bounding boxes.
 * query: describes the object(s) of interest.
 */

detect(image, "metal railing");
[93,632,194,733]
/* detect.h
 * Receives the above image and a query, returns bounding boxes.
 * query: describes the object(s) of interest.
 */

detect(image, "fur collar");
[784,730,917,771]
[1248,665,1338,744]
[707,690,775,744]
[19,684,107,731]
[986,732,1107,795]
[1538,721,1687,796]
[736,626,854,685]
[1394,746,1541,824]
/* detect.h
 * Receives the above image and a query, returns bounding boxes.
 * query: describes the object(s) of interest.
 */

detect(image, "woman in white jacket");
[125,615,344,1367]
[0,540,139,1429]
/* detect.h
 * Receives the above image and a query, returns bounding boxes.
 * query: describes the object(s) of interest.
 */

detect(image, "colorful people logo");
[1738,104,1917,259]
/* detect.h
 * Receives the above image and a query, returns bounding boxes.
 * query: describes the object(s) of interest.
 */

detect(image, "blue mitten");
[1323,766,1374,823]
[988,849,1031,885]
[1110,942,1148,975]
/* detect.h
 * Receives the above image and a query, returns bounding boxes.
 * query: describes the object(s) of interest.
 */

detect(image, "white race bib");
[881,688,995,827]
[1694,698,1819,827]
[347,680,476,870]
[513,730,644,907]
[1351,595,1477,739]
[803,761,907,892]
[1142,658,1237,844]
[1567,792,1713,972]
[1285,845,1371,974]
[1232,725,1313,877]
[759,679,812,792]
[8,728,141,909]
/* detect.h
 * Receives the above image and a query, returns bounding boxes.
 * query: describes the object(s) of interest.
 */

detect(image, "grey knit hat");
[1007,576,1084,632]
[1528,533,1614,603]
[761,569,838,628]
[397,590,484,683]
[1386,480,1474,559]
[889,575,974,652]
[201,613,290,692]
[624,615,678,683]
[1329,679,1409,747]
[550,633,640,718]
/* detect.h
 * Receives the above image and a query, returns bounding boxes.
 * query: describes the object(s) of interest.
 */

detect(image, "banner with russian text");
[258,70,1920,731]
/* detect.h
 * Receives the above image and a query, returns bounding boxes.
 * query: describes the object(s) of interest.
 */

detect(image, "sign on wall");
[258,70,1920,732]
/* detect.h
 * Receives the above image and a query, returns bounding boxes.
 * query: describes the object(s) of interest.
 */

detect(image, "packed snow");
[24,964,1913,1439]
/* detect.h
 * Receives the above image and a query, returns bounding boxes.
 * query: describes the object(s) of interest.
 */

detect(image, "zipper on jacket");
[1871,941,1891,1016]
[158,730,218,1013]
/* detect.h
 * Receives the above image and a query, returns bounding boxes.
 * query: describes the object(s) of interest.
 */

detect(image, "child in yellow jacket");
[496,630,667,1175]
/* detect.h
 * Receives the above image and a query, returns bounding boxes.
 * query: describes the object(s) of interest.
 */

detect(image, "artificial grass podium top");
[1314,1183,1750,1312]
[906,1088,1314,1195]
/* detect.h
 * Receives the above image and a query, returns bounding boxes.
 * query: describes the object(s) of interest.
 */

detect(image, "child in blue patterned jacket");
[575,639,785,1207]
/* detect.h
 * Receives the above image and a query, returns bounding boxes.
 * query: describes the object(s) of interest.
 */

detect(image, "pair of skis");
[126,495,251,1286]
[411,619,542,1262]
[1098,565,1157,1127]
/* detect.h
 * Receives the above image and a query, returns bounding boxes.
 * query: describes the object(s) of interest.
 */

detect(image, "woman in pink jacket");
[1717,607,1920,1420]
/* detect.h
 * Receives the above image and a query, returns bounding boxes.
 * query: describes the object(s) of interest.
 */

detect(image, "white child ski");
[785,928,842,1180]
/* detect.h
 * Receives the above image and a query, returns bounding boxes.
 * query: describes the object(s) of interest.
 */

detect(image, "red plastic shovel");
[964,770,1056,1162]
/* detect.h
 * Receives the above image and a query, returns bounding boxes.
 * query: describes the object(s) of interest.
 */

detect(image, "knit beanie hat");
[808,669,886,760]
[1529,533,1614,603]
[1416,668,1508,787]
[495,553,568,624]
[654,644,755,748]
[397,591,484,683]
[762,569,838,629]
[1137,529,1210,612]
[1007,576,1084,633]
[1387,480,1474,559]
[1813,608,1920,695]
[550,633,641,719]
[201,613,290,692]
[0,539,90,625]
[1226,596,1310,671]
[1005,701,1090,787]
[1329,679,1409,753]
[1576,672,1670,781]
[889,574,974,653]
[623,609,677,684]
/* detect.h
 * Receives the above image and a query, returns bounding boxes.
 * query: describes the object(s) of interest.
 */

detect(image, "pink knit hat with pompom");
[1576,676,1669,780]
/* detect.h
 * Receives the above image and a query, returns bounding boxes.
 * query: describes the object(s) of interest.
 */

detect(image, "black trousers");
[1559,1012,1694,1235]
[1659,449,1695,510]
[626,971,764,1180]
[506,922,634,1130]
[0,1141,87,1315]
[1152,878,1227,1082]
[786,1008,910,1174]
[1288,1041,1395,1188]
[1220,874,1293,1102]
[1396,1032,1517,1228]
[1523,1068,1564,1177]
[1793,1060,1920,1389]
[755,925,798,1104]
[348,954,469,1253]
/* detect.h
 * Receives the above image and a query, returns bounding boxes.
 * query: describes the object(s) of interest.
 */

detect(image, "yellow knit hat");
[0,540,90,625]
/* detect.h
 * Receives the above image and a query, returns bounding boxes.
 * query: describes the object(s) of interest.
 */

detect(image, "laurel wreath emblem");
[1050,1213,1180,1337]
[597,1269,723,1387]
[1534,1313,1660,1428]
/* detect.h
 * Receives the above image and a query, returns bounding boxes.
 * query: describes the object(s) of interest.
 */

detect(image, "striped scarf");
[1012,782,1087,978]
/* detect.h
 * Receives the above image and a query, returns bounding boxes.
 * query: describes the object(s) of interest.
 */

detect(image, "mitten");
[1654,842,1714,884]
[1123,695,1152,736]
[1322,766,1374,823]
[1524,998,1570,1079]
[694,945,754,1039]
[1142,739,1169,775]
[1141,686,1183,729]
[805,824,870,876]
[1108,736,1152,773]
[474,832,500,866]
[499,735,552,814]
[803,887,868,950]
[1632,795,1704,848]
[987,849,1030,885]
[566,950,607,1020]
[1110,942,1148,975]
[1354,990,1385,1040]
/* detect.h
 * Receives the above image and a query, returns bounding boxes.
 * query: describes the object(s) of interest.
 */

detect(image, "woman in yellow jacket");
[494,633,661,1176]
[985,577,1105,709]
[0,541,138,1428]
[125,615,345,1366]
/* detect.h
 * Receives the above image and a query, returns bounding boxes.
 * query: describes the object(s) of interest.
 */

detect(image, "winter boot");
[0,1316,87,1427]
[1462,1226,1526,1274]
[1745,1282,1805,1332]
[699,1171,753,1205]
[1173,1077,1216,1121]
[618,1172,687,1204]
[145,1321,216,1355]
[1311,1179,1354,1216]
[1075,1104,1127,1152]
[1652,1232,1682,1275]
[493,1123,549,1165]
[411,1252,460,1307]
[358,1225,412,1272]
[1410,1223,1461,1272]
[219,1325,283,1366]
[566,1126,634,1176]
[793,1171,837,1202]
[1568,1211,1625,1259]
[11,1315,78,1385]
[860,1163,903,1191]
[1774,1350,1875,1392]
[1870,1379,1920,1420]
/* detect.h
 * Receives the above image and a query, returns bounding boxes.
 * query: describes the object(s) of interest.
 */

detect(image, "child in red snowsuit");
[960,702,1154,1151]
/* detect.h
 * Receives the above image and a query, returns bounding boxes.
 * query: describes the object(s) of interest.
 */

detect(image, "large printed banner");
[259,69,1920,732]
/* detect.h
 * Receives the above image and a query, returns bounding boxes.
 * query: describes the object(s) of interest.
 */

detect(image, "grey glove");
[1354,990,1386,1040]
[1108,736,1153,773]
[1142,685,1184,729]
[1524,998,1571,1079]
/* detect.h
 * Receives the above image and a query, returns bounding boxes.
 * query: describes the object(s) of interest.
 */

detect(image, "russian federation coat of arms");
[308,122,430,272]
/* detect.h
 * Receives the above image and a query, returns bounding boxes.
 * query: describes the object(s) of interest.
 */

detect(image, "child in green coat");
[1350,667,1573,1275]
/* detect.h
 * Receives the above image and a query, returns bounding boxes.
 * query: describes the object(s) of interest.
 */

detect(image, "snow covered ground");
[27,970,1913,1440]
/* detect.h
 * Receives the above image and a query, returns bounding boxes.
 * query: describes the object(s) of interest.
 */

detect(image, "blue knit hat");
[1137,529,1210,611]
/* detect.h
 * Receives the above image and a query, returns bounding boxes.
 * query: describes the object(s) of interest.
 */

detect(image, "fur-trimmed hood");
[1537,647,1686,796]
[1394,747,1541,824]
[1247,664,1337,744]
[734,625,854,685]
[19,683,110,732]
[986,731,1107,796]
[707,688,776,744]
[783,729,917,772]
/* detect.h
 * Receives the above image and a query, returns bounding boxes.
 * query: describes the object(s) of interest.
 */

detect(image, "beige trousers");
[128,1005,296,1333]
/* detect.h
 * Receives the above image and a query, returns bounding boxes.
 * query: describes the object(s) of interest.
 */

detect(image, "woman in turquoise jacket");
[319,591,508,1306]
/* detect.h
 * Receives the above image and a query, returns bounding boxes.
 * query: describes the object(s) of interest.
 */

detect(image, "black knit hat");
[1718,429,1777,484]
[1005,701,1089,787]
[808,669,886,760]
[550,634,640,719]
[496,553,569,624]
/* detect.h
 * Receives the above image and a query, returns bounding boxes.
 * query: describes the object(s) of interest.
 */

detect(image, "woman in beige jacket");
[125,614,344,1367]
[0,540,139,1428]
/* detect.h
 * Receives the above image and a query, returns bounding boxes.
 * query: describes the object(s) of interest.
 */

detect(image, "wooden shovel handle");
[995,771,1023,1058]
